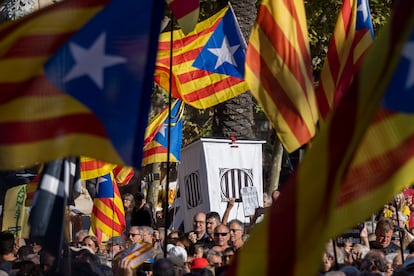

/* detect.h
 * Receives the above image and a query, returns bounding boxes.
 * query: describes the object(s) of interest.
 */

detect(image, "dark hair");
[13,261,44,276]
[17,245,35,260]
[0,231,15,255]
[375,218,394,234]
[82,235,99,252]
[152,258,175,276]
[134,192,145,202]
[206,212,221,223]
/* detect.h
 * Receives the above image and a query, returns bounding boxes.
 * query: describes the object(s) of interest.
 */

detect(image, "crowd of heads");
[0,190,277,276]
[320,190,414,275]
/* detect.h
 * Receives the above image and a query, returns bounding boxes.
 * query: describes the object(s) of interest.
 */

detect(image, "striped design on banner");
[155,6,249,109]
[114,242,157,269]
[166,0,199,35]
[80,157,116,180]
[184,172,202,208]
[90,172,125,243]
[142,99,184,166]
[245,0,318,153]
[220,168,253,201]
[316,0,374,120]
[228,1,414,275]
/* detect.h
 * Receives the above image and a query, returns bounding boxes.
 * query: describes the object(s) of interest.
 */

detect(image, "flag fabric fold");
[29,157,79,258]
[316,0,374,120]
[0,0,164,170]
[142,99,184,166]
[114,242,157,269]
[229,1,414,275]
[155,6,249,109]
[245,0,318,153]
[90,172,125,243]
[166,0,200,35]
[112,165,135,186]
[80,156,116,180]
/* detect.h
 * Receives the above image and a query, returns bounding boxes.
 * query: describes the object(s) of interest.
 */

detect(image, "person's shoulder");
[386,242,400,253]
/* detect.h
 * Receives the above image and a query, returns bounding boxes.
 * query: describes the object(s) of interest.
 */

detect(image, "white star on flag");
[207,35,240,69]
[357,0,368,22]
[96,175,109,193]
[402,41,414,89]
[64,33,126,89]
[158,124,167,137]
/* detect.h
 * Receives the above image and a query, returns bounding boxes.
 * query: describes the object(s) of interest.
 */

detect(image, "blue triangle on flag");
[96,173,114,198]
[381,31,414,113]
[192,8,245,79]
[153,100,183,160]
[356,0,374,38]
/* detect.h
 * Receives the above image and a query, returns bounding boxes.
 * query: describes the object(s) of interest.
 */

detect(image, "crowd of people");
[5,187,414,276]
[320,188,414,276]
[0,190,278,276]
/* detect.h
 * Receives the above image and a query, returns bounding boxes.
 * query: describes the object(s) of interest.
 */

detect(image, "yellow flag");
[2,185,30,238]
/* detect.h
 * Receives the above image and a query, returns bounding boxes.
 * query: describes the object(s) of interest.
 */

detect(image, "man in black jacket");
[130,192,153,227]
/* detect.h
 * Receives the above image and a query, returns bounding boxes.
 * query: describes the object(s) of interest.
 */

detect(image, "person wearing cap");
[191,257,209,272]
[106,236,126,267]
[131,192,154,227]
[106,236,126,258]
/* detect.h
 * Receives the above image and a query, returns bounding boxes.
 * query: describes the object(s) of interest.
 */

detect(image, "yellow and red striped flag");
[80,157,116,180]
[155,6,249,109]
[166,0,199,35]
[245,0,318,153]
[90,172,125,243]
[114,242,157,269]
[112,165,134,186]
[228,1,414,275]
[142,99,184,166]
[0,0,164,170]
[316,0,374,120]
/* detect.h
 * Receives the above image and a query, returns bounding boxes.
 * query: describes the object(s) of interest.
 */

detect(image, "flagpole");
[393,195,405,262]
[163,8,174,258]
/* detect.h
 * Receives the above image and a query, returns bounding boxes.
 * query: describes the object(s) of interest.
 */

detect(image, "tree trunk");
[146,163,161,219]
[212,0,257,139]
[269,140,283,194]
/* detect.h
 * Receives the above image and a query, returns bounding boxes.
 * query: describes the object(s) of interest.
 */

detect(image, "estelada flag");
[228,1,414,275]
[0,0,164,170]
[155,6,248,109]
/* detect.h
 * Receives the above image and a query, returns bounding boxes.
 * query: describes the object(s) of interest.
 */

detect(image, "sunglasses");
[214,232,229,237]
[129,233,140,237]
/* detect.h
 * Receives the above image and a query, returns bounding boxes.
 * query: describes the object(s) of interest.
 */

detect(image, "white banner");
[177,138,264,232]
